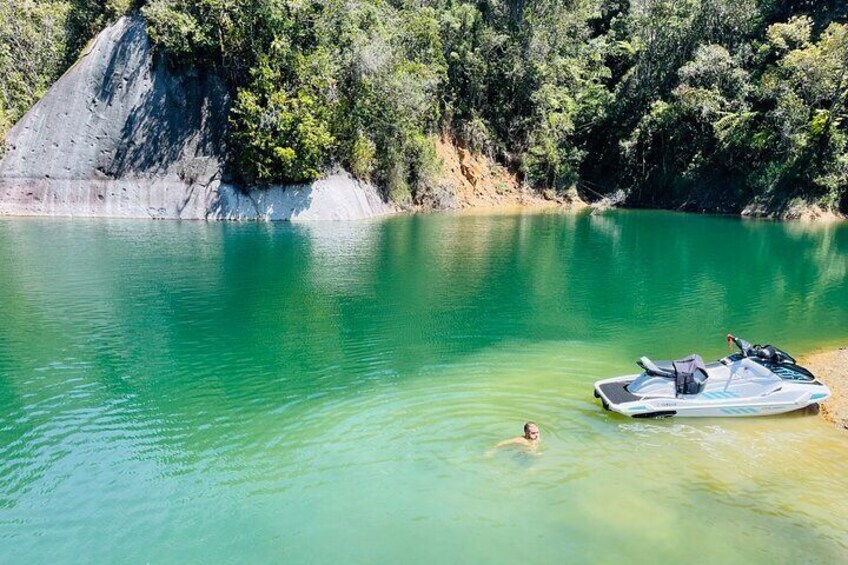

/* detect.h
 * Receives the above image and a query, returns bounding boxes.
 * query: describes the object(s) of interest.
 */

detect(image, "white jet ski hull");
[594,374,831,418]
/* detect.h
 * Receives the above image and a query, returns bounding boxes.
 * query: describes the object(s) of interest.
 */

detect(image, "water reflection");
[0,213,847,562]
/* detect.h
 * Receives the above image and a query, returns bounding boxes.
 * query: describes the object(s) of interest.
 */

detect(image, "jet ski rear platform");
[594,381,640,407]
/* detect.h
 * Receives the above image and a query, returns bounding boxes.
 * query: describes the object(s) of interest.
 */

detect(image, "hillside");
[1,1,847,218]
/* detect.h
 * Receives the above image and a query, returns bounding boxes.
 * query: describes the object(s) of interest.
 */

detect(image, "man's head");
[523,422,539,441]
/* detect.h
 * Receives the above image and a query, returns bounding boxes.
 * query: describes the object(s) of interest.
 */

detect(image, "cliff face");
[0,16,394,221]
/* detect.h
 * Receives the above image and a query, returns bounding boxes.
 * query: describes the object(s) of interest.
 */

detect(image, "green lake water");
[1,211,847,563]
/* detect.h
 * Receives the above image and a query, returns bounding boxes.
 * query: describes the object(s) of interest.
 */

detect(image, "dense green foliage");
[3,1,847,211]
[614,5,848,211]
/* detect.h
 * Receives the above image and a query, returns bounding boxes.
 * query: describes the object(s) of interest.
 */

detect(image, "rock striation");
[0,16,394,221]
[211,173,395,221]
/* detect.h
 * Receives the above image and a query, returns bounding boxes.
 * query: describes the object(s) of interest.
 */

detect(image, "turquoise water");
[0,211,847,563]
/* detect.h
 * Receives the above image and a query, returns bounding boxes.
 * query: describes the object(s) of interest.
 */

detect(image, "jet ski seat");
[638,357,675,377]
[638,355,709,396]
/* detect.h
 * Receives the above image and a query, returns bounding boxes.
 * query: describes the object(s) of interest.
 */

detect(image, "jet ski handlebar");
[726,334,796,364]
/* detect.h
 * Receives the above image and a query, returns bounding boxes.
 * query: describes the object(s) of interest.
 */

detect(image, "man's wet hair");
[524,422,537,434]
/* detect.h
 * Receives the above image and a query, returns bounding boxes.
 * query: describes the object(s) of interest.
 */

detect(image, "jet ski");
[593,335,831,418]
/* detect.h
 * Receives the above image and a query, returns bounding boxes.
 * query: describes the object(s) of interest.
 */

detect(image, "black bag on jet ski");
[672,355,708,396]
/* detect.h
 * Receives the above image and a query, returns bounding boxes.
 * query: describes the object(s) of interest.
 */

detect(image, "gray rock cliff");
[0,16,394,221]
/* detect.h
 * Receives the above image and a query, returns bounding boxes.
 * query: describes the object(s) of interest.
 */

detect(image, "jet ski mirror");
[753,345,796,364]
[775,347,796,364]
[727,334,754,356]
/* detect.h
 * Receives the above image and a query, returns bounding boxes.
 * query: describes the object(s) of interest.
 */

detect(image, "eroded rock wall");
[0,16,394,221]
[0,16,226,217]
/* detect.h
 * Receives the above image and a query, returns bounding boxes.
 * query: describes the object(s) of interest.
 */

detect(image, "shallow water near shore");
[1,211,847,563]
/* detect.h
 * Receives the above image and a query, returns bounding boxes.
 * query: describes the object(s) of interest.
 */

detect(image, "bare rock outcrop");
[210,173,395,221]
[0,16,394,221]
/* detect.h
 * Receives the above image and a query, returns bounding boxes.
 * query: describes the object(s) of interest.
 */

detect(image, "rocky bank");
[0,16,394,221]
[800,347,848,431]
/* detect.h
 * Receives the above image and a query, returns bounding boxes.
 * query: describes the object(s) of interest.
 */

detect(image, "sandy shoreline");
[799,347,848,430]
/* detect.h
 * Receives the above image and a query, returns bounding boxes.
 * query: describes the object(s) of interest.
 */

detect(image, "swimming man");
[496,422,540,448]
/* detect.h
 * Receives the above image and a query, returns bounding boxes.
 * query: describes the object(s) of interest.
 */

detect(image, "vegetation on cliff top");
[2,1,847,213]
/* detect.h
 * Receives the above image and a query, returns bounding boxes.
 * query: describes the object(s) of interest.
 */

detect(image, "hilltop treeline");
[2,1,847,212]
